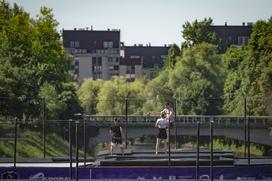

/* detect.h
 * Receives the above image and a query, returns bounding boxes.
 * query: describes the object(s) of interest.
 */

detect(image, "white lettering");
[29,172,69,180]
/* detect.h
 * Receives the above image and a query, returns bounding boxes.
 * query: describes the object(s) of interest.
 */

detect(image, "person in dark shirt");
[109,117,124,155]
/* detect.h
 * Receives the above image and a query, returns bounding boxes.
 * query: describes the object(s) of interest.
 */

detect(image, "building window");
[108,57,115,63]
[126,66,135,74]
[109,41,113,48]
[109,66,114,70]
[75,41,80,48]
[70,41,75,47]
[103,41,113,48]
[93,65,102,72]
[160,55,167,59]
[93,73,101,80]
[130,55,140,59]
[109,65,119,71]
[238,37,243,45]
[114,65,119,70]
[103,42,108,48]
[243,37,249,45]
[70,64,74,70]
[97,57,102,65]
[238,36,249,45]
[92,57,96,62]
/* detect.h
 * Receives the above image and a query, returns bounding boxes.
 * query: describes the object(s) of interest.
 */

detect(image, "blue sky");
[7,0,272,46]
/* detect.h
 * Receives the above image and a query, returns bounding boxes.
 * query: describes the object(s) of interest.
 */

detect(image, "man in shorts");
[109,117,124,155]
[155,112,168,155]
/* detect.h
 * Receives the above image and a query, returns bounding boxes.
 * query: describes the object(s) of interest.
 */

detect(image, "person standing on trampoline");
[109,117,124,155]
[155,112,168,155]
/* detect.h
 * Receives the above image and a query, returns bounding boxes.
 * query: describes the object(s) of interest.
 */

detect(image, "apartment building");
[210,22,253,48]
[63,29,169,82]
[120,45,169,81]
[62,28,121,82]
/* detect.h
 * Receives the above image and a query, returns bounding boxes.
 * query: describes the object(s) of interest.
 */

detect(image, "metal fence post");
[174,97,177,149]
[168,118,171,168]
[13,117,18,168]
[196,121,200,179]
[244,95,247,157]
[69,119,73,179]
[125,98,128,149]
[75,120,79,181]
[83,117,87,167]
[248,117,251,166]
[42,98,46,158]
[210,120,214,181]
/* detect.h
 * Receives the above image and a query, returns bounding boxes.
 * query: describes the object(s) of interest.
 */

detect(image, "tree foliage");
[143,69,174,114]
[169,43,224,115]
[0,1,80,119]
[77,79,104,115]
[224,17,272,115]
[163,44,180,69]
[182,17,216,47]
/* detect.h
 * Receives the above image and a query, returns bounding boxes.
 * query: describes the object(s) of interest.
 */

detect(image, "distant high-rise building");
[62,28,121,82]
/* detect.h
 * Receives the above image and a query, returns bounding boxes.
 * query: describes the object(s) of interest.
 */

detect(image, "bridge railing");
[84,115,272,127]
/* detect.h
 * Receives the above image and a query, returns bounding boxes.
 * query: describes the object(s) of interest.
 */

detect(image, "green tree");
[32,7,71,90]
[223,17,272,115]
[127,80,145,115]
[182,17,216,47]
[77,79,104,115]
[0,2,74,119]
[0,2,38,118]
[38,82,65,119]
[96,77,146,115]
[59,82,82,119]
[169,43,224,115]
[96,76,128,115]
[163,44,180,69]
[143,69,174,114]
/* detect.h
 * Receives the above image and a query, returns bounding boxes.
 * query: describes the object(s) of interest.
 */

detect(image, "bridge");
[83,115,272,146]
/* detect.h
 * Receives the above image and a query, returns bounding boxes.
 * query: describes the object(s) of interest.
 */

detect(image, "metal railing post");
[125,98,128,149]
[210,120,214,181]
[196,121,200,179]
[248,117,251,166]
[244,95,247,157]
[42,98,46,158]
[13,117,18,168]
[168,118,171,168]
[174,97,177,149]
[69,119,73,179]
[75,120,79,181]
[83,117,87,167]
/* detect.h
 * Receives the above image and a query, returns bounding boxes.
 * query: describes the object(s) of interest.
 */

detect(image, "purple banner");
[91,166,272,180]
[1,166,272,180]
[0,167,90,180]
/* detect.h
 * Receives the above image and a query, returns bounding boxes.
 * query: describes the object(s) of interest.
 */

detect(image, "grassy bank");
[0,130,83,158]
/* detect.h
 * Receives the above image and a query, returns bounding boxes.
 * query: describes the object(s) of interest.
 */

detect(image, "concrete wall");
[77,54,92,83]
